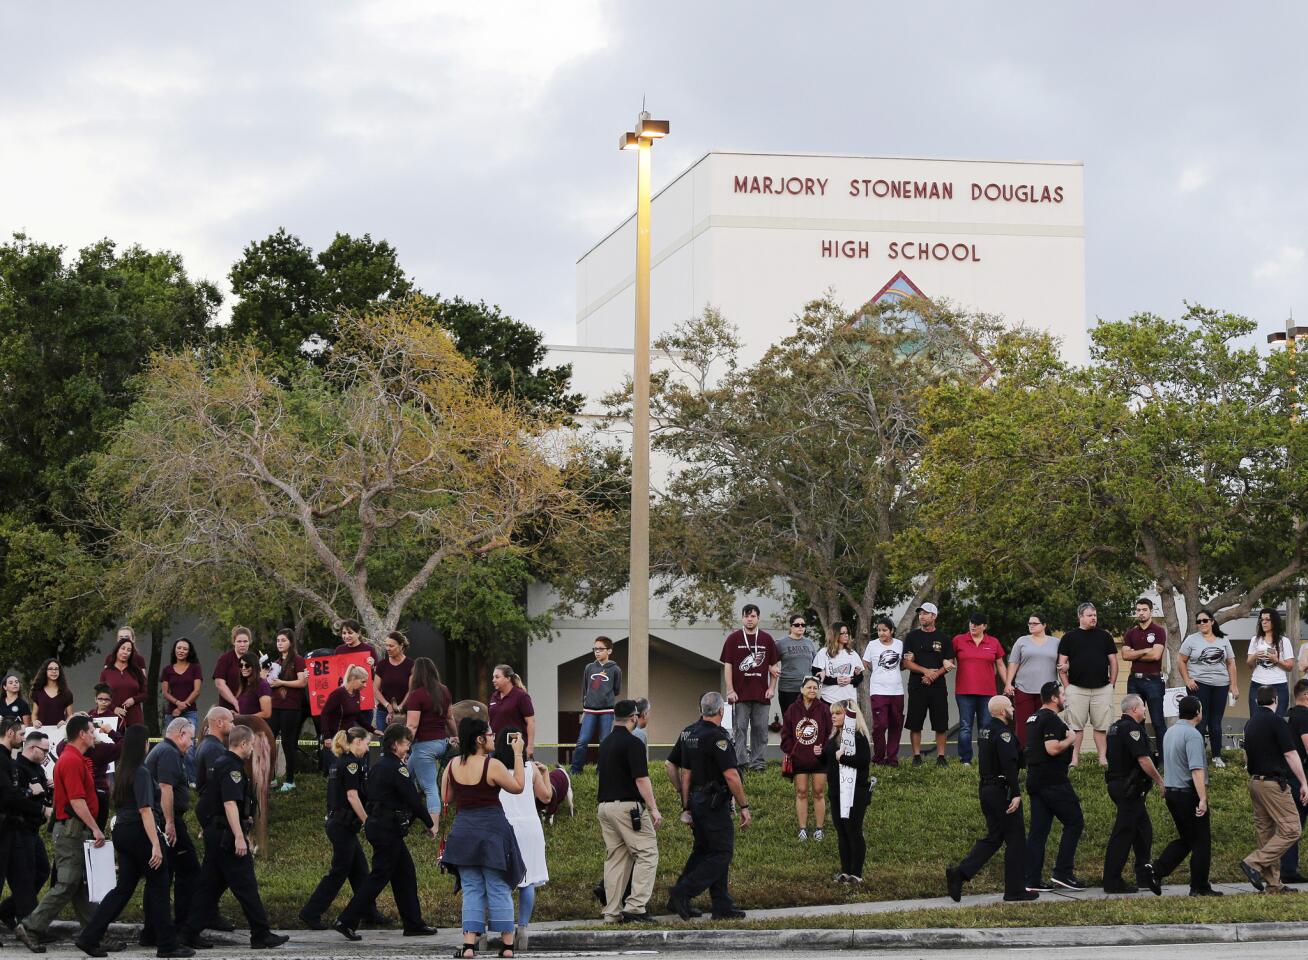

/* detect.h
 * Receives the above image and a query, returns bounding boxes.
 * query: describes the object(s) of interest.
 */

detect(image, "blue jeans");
[374,706,392,731]
[518,883,536,926]
[1127,675,1166,755]
[408,739,449,816]
[460,866,514,935]
[571,711,614,773]
[1192,682,1229,757]
[1250,680,1289,718]
[955,694,990,764]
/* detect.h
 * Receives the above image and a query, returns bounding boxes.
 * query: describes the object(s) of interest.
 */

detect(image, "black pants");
[95,790,110,830]
[182,825,271,942]
[0,830,47,925]
[1025,779,1084,885]
[302,819,369,921]
[672,793,735,912]
[271,709,302,784]
[339,825,422,930]
[1153,787,1212,891]
[834,799,869,877]
[146,817,201,937]
[958,784,1025,897]
[1281,775,1308,877]
[778,690,800,717]
[81,820,177,951]
[1104,779,1152,886]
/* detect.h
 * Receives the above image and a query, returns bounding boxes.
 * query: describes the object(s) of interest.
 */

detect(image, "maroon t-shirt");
[405,684,451,741]
[322,685,373,737]
[374,656,414,708]
[271,654,307,710]
[236,679,272,715]
[1123,623,1167,676]
[98,665,145,726]
[32,687,74,725]
[162,663,203,711]
[334,641,371,656]
[488,686,535,733]
[720,629,779,702]
[212,650,243,706]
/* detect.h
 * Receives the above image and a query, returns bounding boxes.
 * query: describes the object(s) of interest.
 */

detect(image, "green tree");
[0,234,220,669]
[916,305,1307,672]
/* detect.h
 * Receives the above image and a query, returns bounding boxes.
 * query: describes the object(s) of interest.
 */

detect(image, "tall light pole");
[1269,317,1308,652]
[619,109,669,699]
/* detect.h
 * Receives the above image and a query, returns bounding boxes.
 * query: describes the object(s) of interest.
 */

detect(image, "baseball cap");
[917,602,939,616]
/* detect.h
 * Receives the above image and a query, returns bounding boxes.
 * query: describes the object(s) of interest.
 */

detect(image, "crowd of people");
[5,596,1308,954]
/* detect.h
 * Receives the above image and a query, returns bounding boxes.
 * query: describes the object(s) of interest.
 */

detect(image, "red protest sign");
[305,650,377,716]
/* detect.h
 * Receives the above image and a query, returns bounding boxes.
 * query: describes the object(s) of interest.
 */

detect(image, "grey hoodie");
[582,660,622,712]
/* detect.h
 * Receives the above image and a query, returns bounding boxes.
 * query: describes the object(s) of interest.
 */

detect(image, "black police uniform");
[1,748,50,926]
[956,717,1026,898]
[1103,712,1154,890]
[181,749,277,946]
[1024,707,1084,887]
[143,737,200,940]
[336,751,434,933]
[301,751,382,925]
[668,719,741,917]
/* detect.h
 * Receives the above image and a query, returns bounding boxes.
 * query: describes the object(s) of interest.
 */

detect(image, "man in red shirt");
[720,604,780,772]
[1121,597,1168,760]
[16,715,113,953]
[952,613,1007,766]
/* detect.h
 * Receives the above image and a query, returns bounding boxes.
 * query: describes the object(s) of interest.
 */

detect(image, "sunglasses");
[1195,618,1213,625]
[792,622,806,628]
[240,664,255,670]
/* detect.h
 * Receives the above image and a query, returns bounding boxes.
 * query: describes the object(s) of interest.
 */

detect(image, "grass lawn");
[90,756,1298,927]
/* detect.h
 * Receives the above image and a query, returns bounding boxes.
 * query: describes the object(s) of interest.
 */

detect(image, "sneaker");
[279,781,296,793]
[912,755,923,767]
[1026,879,1056,893]
[834,872,849,882]
[797,828,808,842]
[1213,756,1226,768]
[1051,873,1088,891]
[813,828,824,842]
[847,875,864,884]
[936,755,948,768]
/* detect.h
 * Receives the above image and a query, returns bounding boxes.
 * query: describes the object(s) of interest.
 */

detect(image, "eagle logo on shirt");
[1195,646,1227,666]
[796,718,819,746]
[737,650,764,673]
[875,650,901,670]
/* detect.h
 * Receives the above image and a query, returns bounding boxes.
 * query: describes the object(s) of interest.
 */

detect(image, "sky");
[2,1,1306,347]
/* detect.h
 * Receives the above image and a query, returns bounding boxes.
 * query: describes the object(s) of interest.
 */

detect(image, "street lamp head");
[620,110,670,151]
[619,131,641,151]
[1270,332,1289,345]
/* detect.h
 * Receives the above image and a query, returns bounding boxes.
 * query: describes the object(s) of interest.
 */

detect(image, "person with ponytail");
[299,727,390,930]
[404,657,452,831]
[488,665,535,759]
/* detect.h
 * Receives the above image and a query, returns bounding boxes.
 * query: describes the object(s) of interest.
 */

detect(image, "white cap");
[917,602,939,616]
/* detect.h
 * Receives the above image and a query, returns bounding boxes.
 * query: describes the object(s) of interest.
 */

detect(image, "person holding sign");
[16,715,109,955]
[75,724,193,959]
[334,619,370,655]
[826,701,872,883]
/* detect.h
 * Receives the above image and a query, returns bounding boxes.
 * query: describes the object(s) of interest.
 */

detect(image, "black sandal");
[454,947,475,959]
[498,947,514,959]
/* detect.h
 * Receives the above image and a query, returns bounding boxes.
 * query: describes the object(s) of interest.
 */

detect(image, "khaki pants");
[23,819,95,934]
[597,801,658,918]
[1247,779,1303,887]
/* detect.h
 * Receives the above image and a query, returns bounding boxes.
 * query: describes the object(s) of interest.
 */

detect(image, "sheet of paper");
[1163,685,1187,718]
[84,839,116,903]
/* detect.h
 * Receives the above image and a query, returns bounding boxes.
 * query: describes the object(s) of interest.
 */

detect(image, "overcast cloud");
[2,1,1305,347]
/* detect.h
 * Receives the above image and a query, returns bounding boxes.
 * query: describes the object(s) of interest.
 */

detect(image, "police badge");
[399,766,410,776]
[346,762,358,774]
[1129,730,1141,741]
[230,770,243,783]
[1000,731,1012,742]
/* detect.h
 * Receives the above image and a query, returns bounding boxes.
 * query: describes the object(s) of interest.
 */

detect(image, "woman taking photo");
[333,724,439,940]
[268,629,308,793]
[442,715,527,959]
[2,673,31,725]
[373,631,414,730]
[1178,608,1238,766]
[161,638,203,733]
[494,727,550,951]
[299,726,382,930]
[812,622,864,706]
[30,658,73,725]
[404,657,452,832]
[826,700,873,884]
[75,724,191,959]
[1005,614,1059,747]
[780,676,831,842]
[99,636,146,727]
[234,652,272,719]
[1248,607,1294,719]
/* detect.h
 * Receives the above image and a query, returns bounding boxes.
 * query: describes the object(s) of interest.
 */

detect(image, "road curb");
[528,920,1308,951]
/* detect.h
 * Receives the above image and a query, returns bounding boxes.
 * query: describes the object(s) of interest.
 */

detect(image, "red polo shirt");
[952,633,1006,696]
[53,742,97,822]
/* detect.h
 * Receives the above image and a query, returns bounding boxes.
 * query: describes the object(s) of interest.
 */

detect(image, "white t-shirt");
[812,648,863,704]
[863,639,905,696]
[1249,635,1293,685]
